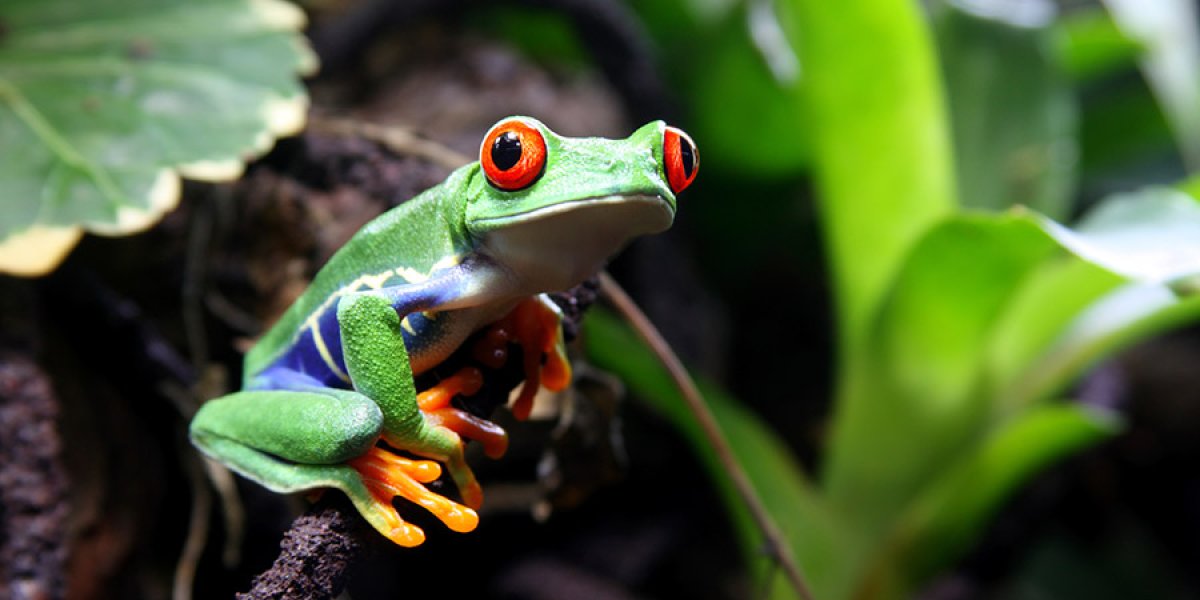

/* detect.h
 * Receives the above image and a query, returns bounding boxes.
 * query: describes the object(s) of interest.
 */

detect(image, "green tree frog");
[190,116,698,547]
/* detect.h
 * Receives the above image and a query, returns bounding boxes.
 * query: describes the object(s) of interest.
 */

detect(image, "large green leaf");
[786,0,956,363]
[823,215,1061,544]
[935,0,1078,219]
[0,0,315,275]
[824,187,1200,597]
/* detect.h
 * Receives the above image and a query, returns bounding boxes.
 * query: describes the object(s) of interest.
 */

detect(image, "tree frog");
[190,116,698,547]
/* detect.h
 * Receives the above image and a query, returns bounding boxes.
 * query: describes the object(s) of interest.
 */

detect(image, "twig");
[237,499,366,600]
[597,271,816,600]
[174,445,212,600]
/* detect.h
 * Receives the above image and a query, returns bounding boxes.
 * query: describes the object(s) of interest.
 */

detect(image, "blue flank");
[249,304,446,392]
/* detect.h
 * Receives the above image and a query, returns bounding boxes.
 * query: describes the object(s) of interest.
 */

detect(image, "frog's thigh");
[190,388,383,487]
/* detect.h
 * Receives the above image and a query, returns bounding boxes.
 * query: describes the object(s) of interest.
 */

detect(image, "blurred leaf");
[785,0,956,365]
[984,256,1124,402]
[1053,8,1142,82]
[0,0,315,276]
[1102,0,1200,169]
[823,215,1059,542]
[862,404,1120,597]
[823,186,1200,595]
[1008,283,1200,411]
[582,309,844,599]
[1038,187,1200,285]
[935,0,1078,219]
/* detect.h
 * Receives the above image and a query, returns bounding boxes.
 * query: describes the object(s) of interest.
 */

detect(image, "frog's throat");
[477,193,673,292]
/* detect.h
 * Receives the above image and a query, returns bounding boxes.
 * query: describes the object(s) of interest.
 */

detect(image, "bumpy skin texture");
[189,116,684,546]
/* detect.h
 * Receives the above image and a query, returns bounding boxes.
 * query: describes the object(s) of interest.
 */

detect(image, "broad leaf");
[786,0,956,363]
[825,187,1200,597]
[823,215,1060,543]
[0,0,316,275]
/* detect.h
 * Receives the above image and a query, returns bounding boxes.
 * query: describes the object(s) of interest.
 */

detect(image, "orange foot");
[418,367,509,461]
[347,445,479,547]
[471,296,572,420]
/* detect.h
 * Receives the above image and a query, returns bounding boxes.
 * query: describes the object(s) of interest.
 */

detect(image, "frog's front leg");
[337,292,488,510]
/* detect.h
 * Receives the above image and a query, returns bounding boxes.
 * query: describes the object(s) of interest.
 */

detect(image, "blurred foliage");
[575,0,1200,598]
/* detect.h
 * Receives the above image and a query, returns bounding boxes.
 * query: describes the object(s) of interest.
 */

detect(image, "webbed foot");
[347,445,479,547]
[471,296,572,420]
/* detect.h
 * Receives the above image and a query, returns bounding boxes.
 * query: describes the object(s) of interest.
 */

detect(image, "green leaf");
[0,0,315,275]
[581,309,845,599]
[1037,187,1200,285]
[785,0,956,368]
[935,1,1079,219]
[862,404,1120,597]
[823,214,1060,542]
[983,256,1124,402]
[824,187,1200,593]
[1007,284,1200,411]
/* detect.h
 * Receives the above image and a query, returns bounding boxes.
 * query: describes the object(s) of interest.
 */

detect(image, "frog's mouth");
[477,193,674,290]
[476,193,673,232]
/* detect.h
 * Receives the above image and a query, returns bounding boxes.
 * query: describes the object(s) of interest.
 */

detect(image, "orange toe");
[349,446,479,541]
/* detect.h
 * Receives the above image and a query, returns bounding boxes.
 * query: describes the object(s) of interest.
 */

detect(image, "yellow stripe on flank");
[295,256,464,350]
[301,265,435,332]
[401,315,417,336]
[310,325,351,384]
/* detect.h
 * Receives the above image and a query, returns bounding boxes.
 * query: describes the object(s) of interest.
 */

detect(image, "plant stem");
[597,271,816,600]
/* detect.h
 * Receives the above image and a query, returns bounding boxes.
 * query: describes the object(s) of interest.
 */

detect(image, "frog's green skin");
[189,117,683,545]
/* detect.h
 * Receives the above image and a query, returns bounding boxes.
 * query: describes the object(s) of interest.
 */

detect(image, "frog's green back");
[244,165,478,379]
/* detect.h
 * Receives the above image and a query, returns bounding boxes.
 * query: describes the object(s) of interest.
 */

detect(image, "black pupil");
[680,141,695,178]
[491,132,522,171]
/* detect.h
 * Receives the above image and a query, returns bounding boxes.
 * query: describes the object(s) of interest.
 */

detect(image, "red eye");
[480,118,547,191]
[663,126,698,194]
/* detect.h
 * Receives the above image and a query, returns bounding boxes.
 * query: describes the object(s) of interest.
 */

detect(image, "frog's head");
[464,116,697,290]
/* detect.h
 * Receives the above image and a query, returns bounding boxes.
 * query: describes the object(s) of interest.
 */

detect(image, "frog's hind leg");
[189,387,475,546]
